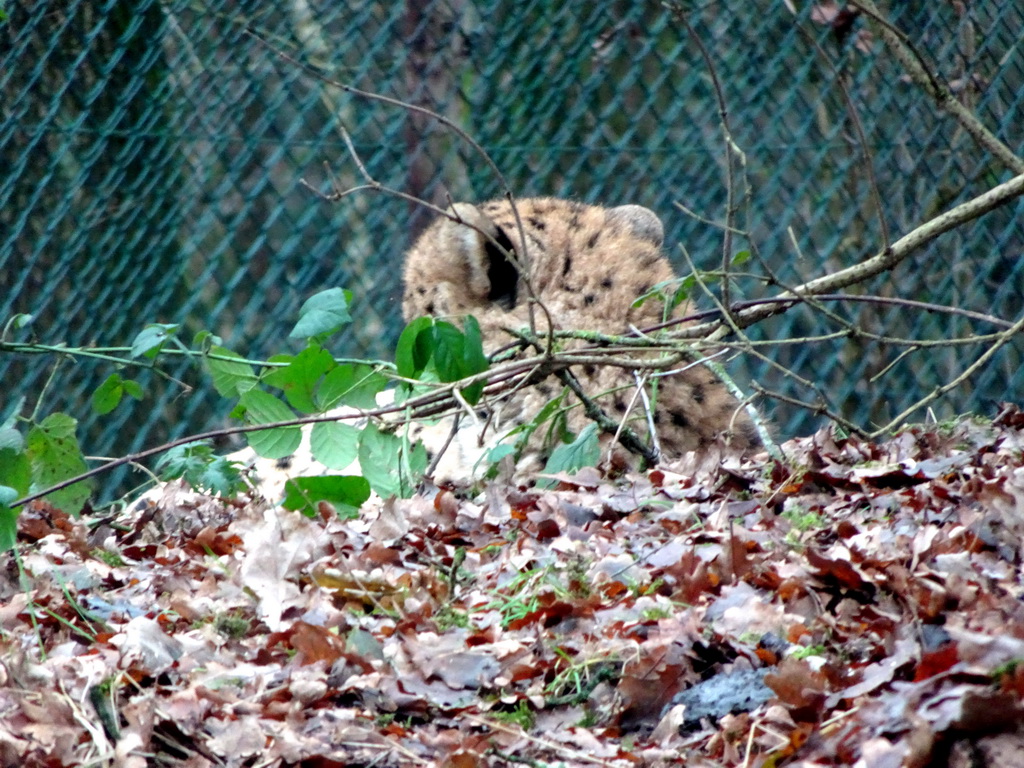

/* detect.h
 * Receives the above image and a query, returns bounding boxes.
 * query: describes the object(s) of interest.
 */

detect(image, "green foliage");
[486,443,517,465]
[490,700,535,731]
[1,406,28,549]
[289,287,352,340]
[308,420,361,470]
[93,549,125,567]
[236,389,302,459]
[0,406,91,547]
[316,363,388,410]
[640,606,673,621]
[262,344,334,413]
[27,413,91,516]
[395,316,488,404]
[545,650,619,707]
[0,504,16,552]
[207,346,258,397]
[282,475,370,519]
[0,284,606,536]
[484,390,571,478]
[538,423,600,488]
[357,422,427,499]
[2,313,33,338]
[91,373,144,415]
[130,323,179,359]
[434,605,471,631]
[781,505,821,532]
[484,566,575,628]
[632,254,748,315]
[633,277,691,313]
[790,645,825,660]
[155,441,245,497]
[0,420,30,495]
[260,342,388,414]
[213,610,251,640]
[3,287,442,541]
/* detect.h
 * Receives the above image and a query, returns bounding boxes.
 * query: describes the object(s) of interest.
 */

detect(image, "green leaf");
[197,457,244,497]
[156,441,244,497]
[131,323,179,358]
[92,373,125,415]
[357,423,427,499]
[460,315,489,405]
[396,316,488,401]
[281,475,370,519]
[431,321,467,382]
[238,389,302,459]
[207,346,258,397]
[92,375,142,410]
[262,343,334,413]
[631,279,674,309]
[1,398,24,431]
[0,446,29,497]
[309,421,360,470]
[0,426,24,452]
[122,379,145,400]
[156,440,212,478]
[670,276,697,310]
[538,423,600,488]
[732,249,751,266]
[486,443,516,464]
[0,501,17,552]
[26,413,91,516]
[192,329,222,350]
[503,389,568,448]
[289,287,353,339]
[318,364,388,410]
[3,313,33,337]
[395,317,434,379]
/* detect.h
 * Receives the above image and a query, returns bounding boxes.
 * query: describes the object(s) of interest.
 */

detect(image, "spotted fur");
[402,197,761,463]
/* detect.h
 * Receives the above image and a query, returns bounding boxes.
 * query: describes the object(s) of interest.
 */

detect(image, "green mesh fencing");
[2,1,1023,501]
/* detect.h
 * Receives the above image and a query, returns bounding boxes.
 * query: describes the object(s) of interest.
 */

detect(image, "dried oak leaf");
[764,658,827,721]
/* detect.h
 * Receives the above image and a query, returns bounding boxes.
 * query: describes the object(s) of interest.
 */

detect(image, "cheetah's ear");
[446,203,519,310]
[606,205,663,248]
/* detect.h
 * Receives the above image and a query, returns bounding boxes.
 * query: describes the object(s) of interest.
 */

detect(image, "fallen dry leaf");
[3,414,1024,765]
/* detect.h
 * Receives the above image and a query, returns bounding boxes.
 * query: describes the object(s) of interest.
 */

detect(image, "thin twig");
[555,369,657,464]
[792,10,890,247]
[850,0,1024,175]
[751,382,867,437]
[870,310,1024,436]
[251,30,555,350]
[670,171,1024,339]
[670,3,740,313]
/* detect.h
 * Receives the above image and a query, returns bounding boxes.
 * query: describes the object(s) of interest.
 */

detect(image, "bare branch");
[669,3,740,313]
[792,16,890,248]
[851,0,1024,175]
[670,171,1024,340]
[751,382,867,438]
[869,310,1024,437]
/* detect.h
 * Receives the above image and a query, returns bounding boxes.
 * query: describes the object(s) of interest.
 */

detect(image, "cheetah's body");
[402,198,759,462]
[139,199,759,507]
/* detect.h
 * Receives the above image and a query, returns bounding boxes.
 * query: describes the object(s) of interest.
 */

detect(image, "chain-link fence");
[2,1,1023,501]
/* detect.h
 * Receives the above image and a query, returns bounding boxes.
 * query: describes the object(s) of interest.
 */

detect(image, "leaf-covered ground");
[3,408,1024,767]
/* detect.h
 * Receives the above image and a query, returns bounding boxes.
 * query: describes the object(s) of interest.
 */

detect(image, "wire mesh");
[2,1,1022,501]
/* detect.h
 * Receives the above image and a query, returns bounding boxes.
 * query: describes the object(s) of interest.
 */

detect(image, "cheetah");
[137,199,760,508]
[402,197,761,468]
